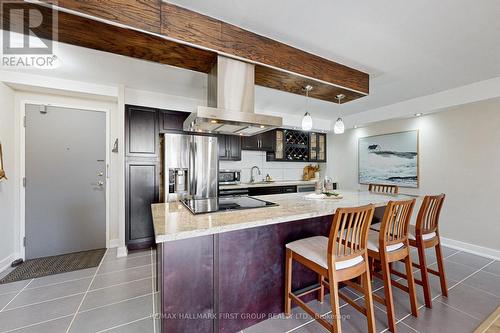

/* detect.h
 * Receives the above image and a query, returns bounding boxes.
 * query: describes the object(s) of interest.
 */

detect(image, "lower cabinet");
[125,160,159,249]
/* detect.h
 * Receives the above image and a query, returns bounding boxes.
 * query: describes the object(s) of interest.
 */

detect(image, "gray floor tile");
[446,252,493,270]
[6,277,92,309]
[0,280,31,296]
[80,278,152,311]
[0,294,83,332]
[102,248,151,262]
[322,298,389,333]
[462,270,500,297]
[438,282,500,320]
[428,259,477,282]
[68,294,153,333]
[7,315,72,333]
[374,273,457,320]
[98,317,154,332]
[90,265,152,290]
[410,246,458,266]
[27,268,96,289]
[402,299,480,333]
[482,260,500,276]
[0,291,17,309]
[97,255,151,274]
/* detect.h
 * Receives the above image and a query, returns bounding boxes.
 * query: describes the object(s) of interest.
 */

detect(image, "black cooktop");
[182,196,278,215]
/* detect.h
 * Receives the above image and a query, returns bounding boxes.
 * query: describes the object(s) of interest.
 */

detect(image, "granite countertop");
[151,190,415,243]
[219,180,318,190]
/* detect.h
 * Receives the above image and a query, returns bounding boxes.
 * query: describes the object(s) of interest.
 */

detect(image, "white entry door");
[25,104,106,259]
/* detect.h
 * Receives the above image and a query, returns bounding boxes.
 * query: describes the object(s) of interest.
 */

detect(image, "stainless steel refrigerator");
[164,133,218,202]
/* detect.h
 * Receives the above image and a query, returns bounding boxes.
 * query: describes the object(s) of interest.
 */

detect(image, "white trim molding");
[0,253,19,273]
[441,237,500,261]
[116,246,128,258]
[108,239,121,248]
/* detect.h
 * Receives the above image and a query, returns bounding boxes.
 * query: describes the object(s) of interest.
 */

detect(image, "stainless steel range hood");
[183,55,282,136]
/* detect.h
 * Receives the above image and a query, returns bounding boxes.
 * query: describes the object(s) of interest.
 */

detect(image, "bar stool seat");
[367,230,404,252]
[286,236,364,270]
[407,225,436,241]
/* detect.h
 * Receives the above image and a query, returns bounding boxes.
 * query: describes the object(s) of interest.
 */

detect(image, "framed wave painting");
[358,130,419,188]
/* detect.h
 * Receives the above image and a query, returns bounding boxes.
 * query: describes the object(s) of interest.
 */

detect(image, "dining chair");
[369,183,399,195]
[366,199,419,332]
[389,194,448,308]
[285,204,377,333]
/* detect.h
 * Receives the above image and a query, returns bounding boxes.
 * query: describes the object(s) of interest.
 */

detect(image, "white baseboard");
[108,239,120,248]
[0,253,20,273]
[116,246,128,258]
[441,237,500,261]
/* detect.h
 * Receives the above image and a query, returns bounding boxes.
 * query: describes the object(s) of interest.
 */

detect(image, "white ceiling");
[3,0,500,121]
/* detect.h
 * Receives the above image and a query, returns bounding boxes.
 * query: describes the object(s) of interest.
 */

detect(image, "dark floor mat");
[0,248,106,284]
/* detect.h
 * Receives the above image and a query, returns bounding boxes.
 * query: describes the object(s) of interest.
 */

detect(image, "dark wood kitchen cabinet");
[309,132,327,162]
[125,105,190,249]
[241,131,274,151]
[218,135,241,161]
[125,105,158,157]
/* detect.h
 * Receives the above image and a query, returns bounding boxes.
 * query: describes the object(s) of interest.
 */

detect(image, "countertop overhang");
[152,191,416,243]
[219,180,318,190]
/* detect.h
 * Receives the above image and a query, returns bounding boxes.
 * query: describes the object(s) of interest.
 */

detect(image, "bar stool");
[365,199,419,332]
[409,194,448,308]
[284,204,377,333]
[369,183,399,195]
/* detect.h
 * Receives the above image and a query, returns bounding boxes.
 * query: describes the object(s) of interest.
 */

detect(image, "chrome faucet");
[250,166,261,183]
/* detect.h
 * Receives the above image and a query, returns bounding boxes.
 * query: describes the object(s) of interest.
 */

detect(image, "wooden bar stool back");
[285,204,377,333]
[369,183,399,195]
[365,199,418,332]
[408,194,448,308]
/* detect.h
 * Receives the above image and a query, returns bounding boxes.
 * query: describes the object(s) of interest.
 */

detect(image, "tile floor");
[0,248,158,333]
[0,246,498,333]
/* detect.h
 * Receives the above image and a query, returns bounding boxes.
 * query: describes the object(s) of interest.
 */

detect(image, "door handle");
[97,181,104,186]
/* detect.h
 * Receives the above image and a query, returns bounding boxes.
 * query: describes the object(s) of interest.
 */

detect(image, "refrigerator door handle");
[189,141,197,197]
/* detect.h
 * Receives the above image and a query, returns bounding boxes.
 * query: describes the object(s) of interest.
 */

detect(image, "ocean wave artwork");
[358,131,419,188]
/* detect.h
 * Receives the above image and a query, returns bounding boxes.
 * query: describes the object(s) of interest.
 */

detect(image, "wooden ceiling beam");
[23,1,369,103]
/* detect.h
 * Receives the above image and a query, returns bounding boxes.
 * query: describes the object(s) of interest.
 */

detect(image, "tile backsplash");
[219,150,325,183]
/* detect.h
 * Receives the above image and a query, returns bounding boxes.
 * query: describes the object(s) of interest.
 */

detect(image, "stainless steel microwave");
[218,169,241,185]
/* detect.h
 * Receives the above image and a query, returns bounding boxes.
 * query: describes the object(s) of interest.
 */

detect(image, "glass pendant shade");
[302,112,313,131]
[334,117,345,134]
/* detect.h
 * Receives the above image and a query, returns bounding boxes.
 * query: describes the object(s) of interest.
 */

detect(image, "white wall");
[220,150,326,183]
[328,98,500,251]
[0,82,17,271]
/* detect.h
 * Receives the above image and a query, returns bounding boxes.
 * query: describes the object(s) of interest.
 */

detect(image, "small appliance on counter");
[218,169,241,185]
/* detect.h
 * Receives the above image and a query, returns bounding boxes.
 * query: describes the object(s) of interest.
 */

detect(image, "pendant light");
[301,85,313,131]
[334,94,345,134]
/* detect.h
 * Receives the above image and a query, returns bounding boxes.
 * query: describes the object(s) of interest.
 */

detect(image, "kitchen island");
[152,191,415,333]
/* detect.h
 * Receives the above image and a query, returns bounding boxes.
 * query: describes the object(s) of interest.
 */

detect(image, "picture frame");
[0,143,6,180]
[358,130,419,188]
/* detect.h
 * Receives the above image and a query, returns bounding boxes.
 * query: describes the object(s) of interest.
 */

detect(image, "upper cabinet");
[126,105,158,157]
[160,110,189,132]
[241,131,274,151]
[218,135,241,161]
[309,132,327,162]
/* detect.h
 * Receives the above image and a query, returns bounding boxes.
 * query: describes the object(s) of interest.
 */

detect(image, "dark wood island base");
[156,215,334,333]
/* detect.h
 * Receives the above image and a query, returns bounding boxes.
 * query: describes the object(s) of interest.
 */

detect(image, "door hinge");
[23,116,26,128]
[39,105,47,114]
[23,177,26,187]
[23,237,26,247]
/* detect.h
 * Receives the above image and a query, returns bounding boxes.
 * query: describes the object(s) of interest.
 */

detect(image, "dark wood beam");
[17,1,369,103]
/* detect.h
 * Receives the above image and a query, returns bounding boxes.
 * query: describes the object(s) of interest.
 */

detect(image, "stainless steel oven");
[218,169,241,185]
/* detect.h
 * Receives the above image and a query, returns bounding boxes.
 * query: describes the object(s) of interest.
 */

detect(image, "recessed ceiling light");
[414,113,423,117]
[210,120,218,124]
[353,125,358,129]
[260,125,265,129]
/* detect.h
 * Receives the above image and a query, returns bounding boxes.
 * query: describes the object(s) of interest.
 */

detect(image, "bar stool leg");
[381,256,396,332]
[435,243,448,297]
[318,274,325,303]
[416,242,432,308]
[284,249,292,316]
[328,271,342,333]
[362,261,377,333]
[405,254,419,317]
